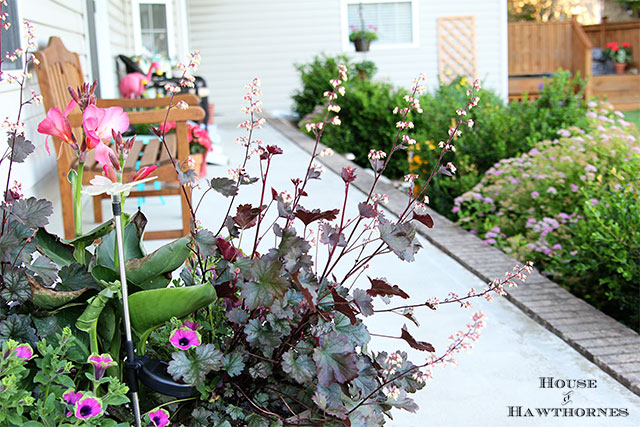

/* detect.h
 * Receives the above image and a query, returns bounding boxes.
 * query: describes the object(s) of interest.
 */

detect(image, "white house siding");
[186,0,508,118]
[0,0,90,192]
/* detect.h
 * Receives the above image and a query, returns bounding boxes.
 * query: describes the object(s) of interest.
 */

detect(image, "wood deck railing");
[582,18,640,66]
[508,18,592,100]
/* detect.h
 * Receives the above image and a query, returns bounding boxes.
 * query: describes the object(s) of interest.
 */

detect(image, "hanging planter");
[348,23,378,53]
[353,38,371,52]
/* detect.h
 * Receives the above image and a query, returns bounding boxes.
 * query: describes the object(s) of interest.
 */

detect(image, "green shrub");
[453,105,640,329]
[549,187,640,328]
[292,54,376,120]
[305,77,411,178]
[409,71,588,217]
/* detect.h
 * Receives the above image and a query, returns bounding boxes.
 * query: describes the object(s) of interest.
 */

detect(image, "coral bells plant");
[0,15,534,426]
[132,69,533,425]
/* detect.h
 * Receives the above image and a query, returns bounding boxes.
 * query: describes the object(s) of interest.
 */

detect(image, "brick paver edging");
[267,116,640,396]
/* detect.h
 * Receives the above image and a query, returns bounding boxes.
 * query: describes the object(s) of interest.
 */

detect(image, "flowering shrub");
[409,71,588,217]
[0,16,535,426]
[453,104,640,329]
[0,329,129,426]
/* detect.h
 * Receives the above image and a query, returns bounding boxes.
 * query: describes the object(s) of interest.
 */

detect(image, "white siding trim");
[94,0,117,98]
[498,0,508,100]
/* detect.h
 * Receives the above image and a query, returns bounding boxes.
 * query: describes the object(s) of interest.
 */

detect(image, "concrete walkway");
[36,118,640,426]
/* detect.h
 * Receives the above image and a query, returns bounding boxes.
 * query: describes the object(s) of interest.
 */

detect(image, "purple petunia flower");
[74,396,103,419]
[12,344,34,360]
[63,390,83,417]
[570,184,579,193]
[169,328,201,350]
[531,191,540,199]
[182,320,200,331]
[88,354,117,380]
[148,408,170,427]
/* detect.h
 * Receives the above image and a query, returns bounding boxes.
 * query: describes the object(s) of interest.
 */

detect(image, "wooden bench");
[35,37,205,240]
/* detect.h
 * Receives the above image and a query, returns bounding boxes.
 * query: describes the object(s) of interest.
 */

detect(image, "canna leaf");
[128,283,217,338]
[124,236,191,286]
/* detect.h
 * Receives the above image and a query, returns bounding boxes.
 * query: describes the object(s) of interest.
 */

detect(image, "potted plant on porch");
[604,41,632,74]
[349,24,378,52]
[160,121,213,177]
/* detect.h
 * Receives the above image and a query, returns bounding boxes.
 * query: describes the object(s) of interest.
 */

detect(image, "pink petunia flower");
[148,408,170,427]
[182,320,200,331]
[63,390,83,417]
[169,328,201,350]
[74,396,103,419]
[88,353,117,380]
[37,99,78,155]
[12,343,34,360]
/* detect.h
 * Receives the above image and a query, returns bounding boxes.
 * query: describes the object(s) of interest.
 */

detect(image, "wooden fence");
[508,19,592,77]
[582,18,640,66]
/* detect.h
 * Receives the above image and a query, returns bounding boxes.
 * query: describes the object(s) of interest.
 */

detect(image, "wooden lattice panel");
[437,16,477,85]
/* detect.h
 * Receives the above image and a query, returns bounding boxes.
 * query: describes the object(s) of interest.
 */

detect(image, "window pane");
[138,3,169,56]
[152,4,167,30]
[154,33,168,57]
[140,4,151,29]
[347,2,413,45]
[2,0,22,71]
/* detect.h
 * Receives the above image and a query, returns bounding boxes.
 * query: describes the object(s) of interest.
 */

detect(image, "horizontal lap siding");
[0,0,90,191]
[187,0,507,117]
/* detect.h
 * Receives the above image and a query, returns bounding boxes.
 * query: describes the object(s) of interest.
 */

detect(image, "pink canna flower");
[130,165,158,182]
[82,105,129,167]
[82,105,129,149]
[37,99,78,155]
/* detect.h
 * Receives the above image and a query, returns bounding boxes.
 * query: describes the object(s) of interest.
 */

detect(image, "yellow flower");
[610,167,617,175]
[460,77,468,87]
[596,174,602,183]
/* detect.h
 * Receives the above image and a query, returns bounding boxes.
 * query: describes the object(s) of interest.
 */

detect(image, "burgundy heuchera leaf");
[233,204,260,229]
[400,325,435,352]
[294,207,340,226]
[330,288,357,325]
[366,277,410,299]
[412,212,434,228]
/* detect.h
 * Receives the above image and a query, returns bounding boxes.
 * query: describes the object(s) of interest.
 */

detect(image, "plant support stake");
[112,194,142,427]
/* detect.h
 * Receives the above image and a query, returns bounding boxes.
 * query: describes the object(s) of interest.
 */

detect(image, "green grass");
[624,109,640,129]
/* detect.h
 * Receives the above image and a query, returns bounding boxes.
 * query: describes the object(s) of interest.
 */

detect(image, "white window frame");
[131,0,176,59]
[0,0,25,84]
[341,0,419,51]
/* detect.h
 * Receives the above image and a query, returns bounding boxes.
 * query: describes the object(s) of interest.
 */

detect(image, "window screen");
[139,3,169,57]
[2,0,22,71]
[347,2,413,45]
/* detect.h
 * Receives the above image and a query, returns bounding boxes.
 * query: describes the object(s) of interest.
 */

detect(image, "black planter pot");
[135,355,196,398]
[353,38,370,52]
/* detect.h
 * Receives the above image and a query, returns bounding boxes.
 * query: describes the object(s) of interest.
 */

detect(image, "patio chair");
[34,37,205,240]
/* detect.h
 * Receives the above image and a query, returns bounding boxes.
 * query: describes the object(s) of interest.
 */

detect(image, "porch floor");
[36,118,640,426]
